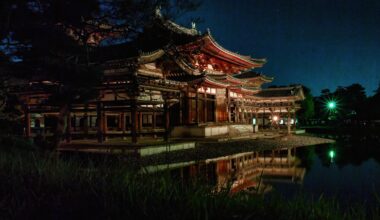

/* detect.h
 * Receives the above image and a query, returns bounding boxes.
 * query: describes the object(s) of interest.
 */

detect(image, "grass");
[0,136,379,219]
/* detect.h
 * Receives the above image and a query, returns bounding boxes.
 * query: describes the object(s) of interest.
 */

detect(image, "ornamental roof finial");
[155,6,162,17]
[191,21,196,29]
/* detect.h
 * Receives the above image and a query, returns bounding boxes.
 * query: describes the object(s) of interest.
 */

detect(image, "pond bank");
[137,134,334,166]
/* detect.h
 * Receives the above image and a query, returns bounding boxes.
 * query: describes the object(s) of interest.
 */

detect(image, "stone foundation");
[171,124,254,138]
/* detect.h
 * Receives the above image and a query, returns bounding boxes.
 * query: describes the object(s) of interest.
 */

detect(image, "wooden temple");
[15,10,304,144]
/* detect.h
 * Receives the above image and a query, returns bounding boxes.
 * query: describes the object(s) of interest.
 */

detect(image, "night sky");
[180,0,380,95]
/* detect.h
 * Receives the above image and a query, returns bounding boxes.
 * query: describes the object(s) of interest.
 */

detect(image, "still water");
[147,137,380,205]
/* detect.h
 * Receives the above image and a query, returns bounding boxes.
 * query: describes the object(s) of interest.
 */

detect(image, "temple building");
[15,10,305,144]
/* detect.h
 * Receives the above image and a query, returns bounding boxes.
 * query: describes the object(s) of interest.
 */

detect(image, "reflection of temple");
[144,147,306,194]
[211,148,306,194]
[16,9,304,144]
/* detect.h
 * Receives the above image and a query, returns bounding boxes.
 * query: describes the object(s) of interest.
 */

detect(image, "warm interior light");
[272,115,279,121]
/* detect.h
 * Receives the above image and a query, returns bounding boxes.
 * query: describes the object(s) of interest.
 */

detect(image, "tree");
[343,83,366,119]
[298,86,315,124]
[0,0,201,148]
[368,82,380,120]
[313,88,332,121]
[333,83,366,121]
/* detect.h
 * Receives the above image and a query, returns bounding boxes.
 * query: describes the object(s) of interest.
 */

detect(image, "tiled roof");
[255,86,303,98]
[233,72,273,81]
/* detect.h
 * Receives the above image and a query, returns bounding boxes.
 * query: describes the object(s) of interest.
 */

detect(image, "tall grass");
[0,138,379,219]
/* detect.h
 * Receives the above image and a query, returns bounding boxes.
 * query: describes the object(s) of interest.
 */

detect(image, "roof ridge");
[155,7,200,36]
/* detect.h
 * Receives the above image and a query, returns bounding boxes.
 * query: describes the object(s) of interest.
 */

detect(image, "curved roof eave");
[202,29,267,67]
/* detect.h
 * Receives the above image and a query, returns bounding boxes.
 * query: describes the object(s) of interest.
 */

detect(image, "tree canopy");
[0,0,201,144]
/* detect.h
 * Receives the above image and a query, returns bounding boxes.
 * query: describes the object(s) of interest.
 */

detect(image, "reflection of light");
[329,150,335,159]
[273,115,279,121]
[280,119,284,124]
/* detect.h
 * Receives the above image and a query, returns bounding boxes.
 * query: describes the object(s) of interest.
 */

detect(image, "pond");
[145,137,380,206]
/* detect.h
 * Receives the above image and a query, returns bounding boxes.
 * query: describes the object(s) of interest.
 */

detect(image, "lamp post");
[325,99,338,121]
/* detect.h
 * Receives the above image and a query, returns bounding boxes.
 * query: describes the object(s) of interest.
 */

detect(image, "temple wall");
[171,124,255,137]
[171,125,229,137]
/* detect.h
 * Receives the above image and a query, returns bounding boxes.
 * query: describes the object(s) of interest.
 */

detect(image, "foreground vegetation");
[0,136,379,220]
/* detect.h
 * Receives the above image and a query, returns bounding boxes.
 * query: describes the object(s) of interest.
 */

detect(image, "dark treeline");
[299,83,380,126]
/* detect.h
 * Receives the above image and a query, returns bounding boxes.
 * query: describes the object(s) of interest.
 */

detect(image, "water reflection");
[143,137,380,205]
[143,147,306,195]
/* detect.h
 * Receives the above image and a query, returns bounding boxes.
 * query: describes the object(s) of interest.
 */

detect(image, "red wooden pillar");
[131,100,138,144]
[262,107,266,129]
[139,112,143,138]
[241,105,245,124]
[66,111,72,143]
[83,112,89,138]
[214,90,219,123]
[186,87,191,124]
[287,108,291,135]
[293,108,297,130]
[226,88,231,123]
[152,111,156,130]
[255,110,259,132]
[97,102,104,143]
[195,87,199,124]
[179,92,183,125]
[121,112,126,138]
[163,98,170,141]
[235,105,239,123]
[204,88,207,123]
[103,111,107,141]
[24,105,31,139]
[152,110,157,138]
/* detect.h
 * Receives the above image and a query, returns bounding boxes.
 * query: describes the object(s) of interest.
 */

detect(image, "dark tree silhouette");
[368,83,380,120]
[333,83,366,121]
[0,0,201,148]
[298,86,315,124]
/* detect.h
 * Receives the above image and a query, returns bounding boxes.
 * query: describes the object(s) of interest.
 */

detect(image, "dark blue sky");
[180,0,380,95]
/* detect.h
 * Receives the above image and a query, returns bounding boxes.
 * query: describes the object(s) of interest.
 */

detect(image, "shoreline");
[136,134,335,166]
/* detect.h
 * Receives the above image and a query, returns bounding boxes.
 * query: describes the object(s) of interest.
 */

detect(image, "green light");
[329,150,335,159]
[327,101,336,110]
